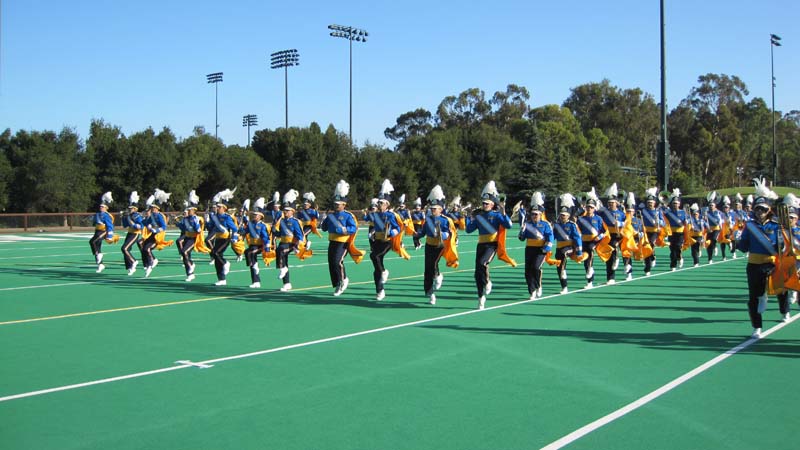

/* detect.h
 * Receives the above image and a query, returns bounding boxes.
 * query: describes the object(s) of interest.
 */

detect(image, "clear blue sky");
[1,0,797,148]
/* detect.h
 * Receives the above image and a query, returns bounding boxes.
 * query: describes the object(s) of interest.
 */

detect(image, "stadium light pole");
[770,33,781,185]
[242,114,258,148]
[328,24,368,144]
[656,0,670,191]
[206,72,224,140]
[270,49,300,129]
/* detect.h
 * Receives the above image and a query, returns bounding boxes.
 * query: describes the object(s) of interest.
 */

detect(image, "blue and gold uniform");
[598,202,626,283]
[577,202,605,286]
[553,210,582,291]
[466,184,513,306]
[241,209,271,288]
[298,198,321,249]
[366,198,402,298]
[274,198,305,290]
[737,201,790,334]
[640,199,663,275]
[518,203,554,299]
[176,212,202,277]
[705,204,723,262]
[416,205,453,301]
[120,206,143,274]
[141,205,166,275]
[411,202,425,250]
[208,205,239,285]
[90,196,115,272]
[321,181,360,295]
[688,209,708,266]
[664,200,688,270]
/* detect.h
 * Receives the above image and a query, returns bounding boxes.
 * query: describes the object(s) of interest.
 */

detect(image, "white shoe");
[624,264,631,273]
[782,312,791,322]
[485,281,493,295]
[607,279,616,285]
[560,270,568,280]
[152,258,159,269]
[342,277,349,291]
[671,268,677,272]
[751,328,762,339]
[626,273,632,281]
[645,271,651,277]
[434,274,443,290]
[560,287,568,295]
[652,259,657,268]
[279,266,289,279]
[584,282,593,289]
[376,290,385,301]
[249,282,261,289]
[128,268,135,276]
[209,259,216,265]
[792,292,798,305]
[223,261,230,275]
[694,263,699,268]
[333,286,343,297]
[280,283,292,292]
[96,253,104,264]
[537,287,543,297]
[429,294,436,305]
[708,260,714,264]
[132,260,138,272]
[188,263,195,275]
[214,280,227,286]
[612,258,619,271]
[306,241,312,250]
[679,259,684,268]
[714,247,718,256]
[529,291,537,301]
[144,267,153,278]
[96,263,105,273]
[722,256,727,261]
[185,274,196,282]
[478,295,486,310]
[733,253,738,259]
[587,267,595,279]
[381,270,389,284]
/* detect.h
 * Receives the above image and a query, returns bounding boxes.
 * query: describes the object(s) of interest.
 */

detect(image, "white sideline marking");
[0,259,745,403]
[540,313,800,450]
[0,236,69,242]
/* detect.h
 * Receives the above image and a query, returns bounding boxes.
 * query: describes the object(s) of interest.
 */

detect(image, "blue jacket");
[121,211,143,232]
[298,207,320,227]
[552,220,583,255]
[366,210,401,240]
[466,210,512,235]
[242,221,271,249]
[518,219,554,252]
[416,215,451,240]
[208,213,238,241]
[577,214,605,242]
[706,209,723,230]
[664,207,688,229]
[177,215,202,234]
[598,208,626,233]
[143,212,166,234]
[640,207,664,231]
[275,217,304,242]
[738,219,781,262]
[689,215,707,236]
[93,211,115,235]
[321,211,358,237]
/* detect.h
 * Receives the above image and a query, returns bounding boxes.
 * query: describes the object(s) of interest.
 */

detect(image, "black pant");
[691,239,703,265]
[524,246,546,295]
[89,230,105,258]
[706,230,719,261]
[370,240,392,293]
[328,241,348,288]
[121,232,141,269]
[556,247,571,288]
[669,234,684,268]
[424,243,444,295]
[212,238,230,281]
[605,234,621,281]
[582,241,596,282]
[746,263,790,328]
[644,231,658,273]
[178,235,196,275]
[474,242,497,296]
[245,244,263,283]
[141,234,157,268]
[277,242,294,284]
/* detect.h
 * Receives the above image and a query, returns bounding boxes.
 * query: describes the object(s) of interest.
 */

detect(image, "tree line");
[0,73,798,213]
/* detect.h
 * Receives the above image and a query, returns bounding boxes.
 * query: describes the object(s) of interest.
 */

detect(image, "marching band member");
[299,192,321,250]
[466,180,515,310]
[364,198,379,243]
[705,192,723,264]
[241,197,271,289]
[269,191,282,225]
[732,193,749,258]
[518,191,554,300]
[641,187,664,276]
[273,190,305,292]
[787,200,800,304]
[411,198,425,250]
[141,189,171,278]
[90,192,115,273]
[209,188,239,286]
[737,179,790,338]
[445,195,468,232]
[598,183,626,285]
[320,180,362,296]
[664,189,688,272]
[720,197,735,260]
[554,194,583,294]
[176,190,203,282]
[418,185,457,305]
[120,191,143,276]
[621,192,642,281]
[577,188,605,289]
[367,180,404,301]
[688,203,708,267]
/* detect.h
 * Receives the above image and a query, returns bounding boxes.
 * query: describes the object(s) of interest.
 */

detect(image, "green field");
[0,230,798,449]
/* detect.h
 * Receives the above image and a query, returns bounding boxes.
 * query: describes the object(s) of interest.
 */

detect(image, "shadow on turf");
[420,323,800,357]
